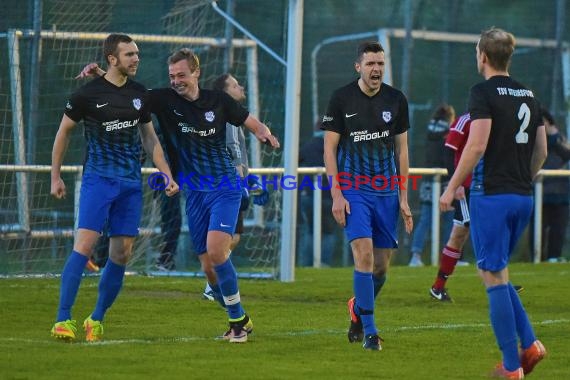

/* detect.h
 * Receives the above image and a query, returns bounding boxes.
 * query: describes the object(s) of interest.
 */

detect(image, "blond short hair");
[167,48,200,71]
[478,27,516,71]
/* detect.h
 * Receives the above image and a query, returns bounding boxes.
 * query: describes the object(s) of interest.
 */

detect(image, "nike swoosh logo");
[431,290,443,300]
[220,223,231,228]
[173,110,183,116]
[96,103,108,108]
[345,113,357,118]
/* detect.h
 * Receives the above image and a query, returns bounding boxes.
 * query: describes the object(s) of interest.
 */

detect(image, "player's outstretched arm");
[75,63,105,79]
[51,115,77,199]
[242,115,280,148]
[530,125,547,179]
[139,122,179,196]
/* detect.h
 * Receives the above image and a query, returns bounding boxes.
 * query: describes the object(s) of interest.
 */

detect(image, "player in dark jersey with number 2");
[440,28,547,379]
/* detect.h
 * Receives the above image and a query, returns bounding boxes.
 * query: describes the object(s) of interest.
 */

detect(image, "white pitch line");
[279,318,570,336]
[0,336,208,346]
[1,319,567,346]
[392,318,569,332]
[392,269,570,280]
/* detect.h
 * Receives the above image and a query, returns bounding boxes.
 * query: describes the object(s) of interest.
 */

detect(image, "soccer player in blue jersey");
[440,28,547,379]
[77,50,279,343]
[50,34,178,342]
[154,49,278,343]
[322,41,413,351]
[79,48,279,343]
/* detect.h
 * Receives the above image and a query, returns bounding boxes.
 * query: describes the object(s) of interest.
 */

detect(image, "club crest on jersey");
[382,111,392,123]
[132,98,142,110]
[205,111,215,122]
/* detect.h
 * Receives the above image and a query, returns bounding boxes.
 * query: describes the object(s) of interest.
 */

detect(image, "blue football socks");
[372,273,387,299]
[354,270,377,336]
[487,284,520,371]
[91,259,125,322]
[57,251,88,321]
[214,259,245,320]
[508,282,536,350]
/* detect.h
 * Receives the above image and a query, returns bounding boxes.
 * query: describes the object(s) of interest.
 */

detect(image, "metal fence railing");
[2,165,567,268]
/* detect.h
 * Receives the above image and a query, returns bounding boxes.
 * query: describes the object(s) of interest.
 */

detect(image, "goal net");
[0,0,286,277]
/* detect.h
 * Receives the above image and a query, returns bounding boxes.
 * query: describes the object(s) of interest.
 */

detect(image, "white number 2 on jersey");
[515,103,530,144]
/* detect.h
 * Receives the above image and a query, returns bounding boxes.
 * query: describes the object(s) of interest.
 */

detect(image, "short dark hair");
[103,33,133,64]
[541,107,555,125]
[167,48,200,71]
[432,103,455,123]
[212,73,231,92]
[356,41,384,62]
[478,27,515,71]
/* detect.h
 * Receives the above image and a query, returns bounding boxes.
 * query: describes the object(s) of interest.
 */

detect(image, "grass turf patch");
[1,263,568,379]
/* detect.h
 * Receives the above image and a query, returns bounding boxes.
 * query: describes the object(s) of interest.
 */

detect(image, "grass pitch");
[1,263,569,379]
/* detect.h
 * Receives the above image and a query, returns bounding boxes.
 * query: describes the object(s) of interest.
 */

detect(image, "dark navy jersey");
[149,88,249,191]
[321,81,410,195]
[468,76,541,195]
[64,76,151,182]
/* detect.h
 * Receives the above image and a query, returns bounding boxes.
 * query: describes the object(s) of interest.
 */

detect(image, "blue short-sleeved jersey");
[321,81,410,195]
[64,76,151,182]
[149,88,249,192]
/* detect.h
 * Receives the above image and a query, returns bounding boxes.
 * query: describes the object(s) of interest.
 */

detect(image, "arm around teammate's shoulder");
[75,62,105,79]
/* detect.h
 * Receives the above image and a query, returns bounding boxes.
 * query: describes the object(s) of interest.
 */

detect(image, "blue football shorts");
[470,193,533,272]
[77,172,142,236]
[343,191,399,249]
[185,189,241,255]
